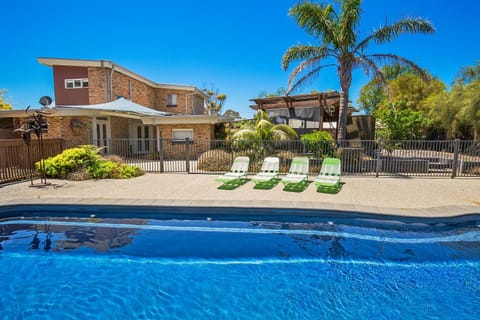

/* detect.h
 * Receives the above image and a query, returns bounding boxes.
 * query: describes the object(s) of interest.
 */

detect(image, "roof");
[57,98,171,117]
[250,91,341,110]
[0,98,234,125]
[37,57,208,98]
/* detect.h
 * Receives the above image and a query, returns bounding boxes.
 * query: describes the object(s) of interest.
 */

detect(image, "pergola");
[250,91,341,136]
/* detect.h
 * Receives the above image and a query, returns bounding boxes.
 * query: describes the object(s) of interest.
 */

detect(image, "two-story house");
[0,58,231,155]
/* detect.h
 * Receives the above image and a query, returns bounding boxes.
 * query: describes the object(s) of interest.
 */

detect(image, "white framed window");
[167,94,177,106]
[172,129,193,141]
[65,78,88,89]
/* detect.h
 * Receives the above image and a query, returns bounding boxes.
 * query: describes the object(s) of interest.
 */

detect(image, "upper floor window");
[167,94,177,106]
[65,78,88,89]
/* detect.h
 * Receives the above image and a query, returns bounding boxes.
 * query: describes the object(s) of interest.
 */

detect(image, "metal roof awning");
[57,97,171,116]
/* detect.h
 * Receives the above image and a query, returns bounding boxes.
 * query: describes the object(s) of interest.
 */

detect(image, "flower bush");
[36,145,144,180]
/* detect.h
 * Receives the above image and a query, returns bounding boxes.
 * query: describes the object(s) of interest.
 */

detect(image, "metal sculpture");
[14,104,51,187]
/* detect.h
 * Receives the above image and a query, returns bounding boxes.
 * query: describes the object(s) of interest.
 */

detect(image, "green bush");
[36,145,144,180]
[300,130,335,158]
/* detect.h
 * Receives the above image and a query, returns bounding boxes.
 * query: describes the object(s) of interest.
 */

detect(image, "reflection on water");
[0,217,479,262]
[0,218,146,254]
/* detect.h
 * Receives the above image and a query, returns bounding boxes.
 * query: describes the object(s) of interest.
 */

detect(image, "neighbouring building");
[250,92,375,140]
[0,58,232,155]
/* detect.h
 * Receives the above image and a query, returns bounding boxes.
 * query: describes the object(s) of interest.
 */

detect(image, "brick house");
[0,58,231,154]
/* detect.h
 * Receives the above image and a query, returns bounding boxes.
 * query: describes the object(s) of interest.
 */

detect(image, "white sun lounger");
[251,157,280,185]
[215,156,250,185]
[280,157,309,186]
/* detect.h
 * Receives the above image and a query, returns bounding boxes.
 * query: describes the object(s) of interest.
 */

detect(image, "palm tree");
[232,111,297,161]
[282,0,435,142]
[232,110,297,141]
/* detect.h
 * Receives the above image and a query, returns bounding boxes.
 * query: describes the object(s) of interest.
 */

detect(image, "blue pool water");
[1,206,480,319]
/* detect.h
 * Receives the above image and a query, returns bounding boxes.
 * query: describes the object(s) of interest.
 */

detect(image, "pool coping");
[0,198,478,219]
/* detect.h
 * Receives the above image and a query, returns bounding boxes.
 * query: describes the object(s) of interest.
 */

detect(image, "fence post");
[185,137,190,173]
[375,139,382,178]
[451,139,460,179]
[159,137,164,173]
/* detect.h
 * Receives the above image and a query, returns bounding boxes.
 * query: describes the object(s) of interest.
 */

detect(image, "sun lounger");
[251,157,279,187]
[281,157,309,187]
[215,156,250,185]
[315,157,341,192]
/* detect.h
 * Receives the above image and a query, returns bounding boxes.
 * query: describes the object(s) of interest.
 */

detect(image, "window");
[65,78,88,89]
[172,129,193,141]
[167,94,177,106]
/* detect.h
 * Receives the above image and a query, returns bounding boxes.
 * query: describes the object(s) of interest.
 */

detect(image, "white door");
[134,125,153,154]
[93,117,110,153]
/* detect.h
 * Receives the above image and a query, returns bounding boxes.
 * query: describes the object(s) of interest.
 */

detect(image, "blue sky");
[2,0,479,117]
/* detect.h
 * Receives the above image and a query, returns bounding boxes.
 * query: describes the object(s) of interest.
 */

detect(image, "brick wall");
[0,118,17,139]
[154,89,187,113]
[42,116,90,141]
[160,123,213,141]
[112,72,156,106]
[88,67,107,104]
[110,116,130,139]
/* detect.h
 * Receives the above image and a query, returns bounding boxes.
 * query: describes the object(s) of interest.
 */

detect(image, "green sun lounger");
[315,157,341,192]
[215,156,250,186]
[281,157,309,187]
[251,157,279,187]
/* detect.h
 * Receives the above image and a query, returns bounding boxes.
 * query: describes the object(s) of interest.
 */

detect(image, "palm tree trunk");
[337,67,352,143]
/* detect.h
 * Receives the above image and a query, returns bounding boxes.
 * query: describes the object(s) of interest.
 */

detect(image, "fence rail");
[0,139,64,184]
[1,138,479,185]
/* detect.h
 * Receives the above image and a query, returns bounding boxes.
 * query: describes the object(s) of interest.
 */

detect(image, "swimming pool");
[1,205,479,319]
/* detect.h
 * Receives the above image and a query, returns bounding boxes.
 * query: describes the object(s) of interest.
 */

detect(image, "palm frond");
[282,45,333,71]
[232,128,256,140]
[272,124,298,139]
[256,118,274,131]
[339,0,362,48]
[287,55,337,89]
[354,55,387,85]
[355,17,435,52]
[367,54,431,81]
[287,64,336,95]
[289,2,337,41]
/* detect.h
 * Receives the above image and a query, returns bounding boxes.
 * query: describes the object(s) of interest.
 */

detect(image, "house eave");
[141,115,233,125]
[37,57,208,97]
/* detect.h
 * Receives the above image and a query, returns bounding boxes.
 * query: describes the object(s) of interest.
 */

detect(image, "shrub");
[35,145,99,178]
[36,145,144,180]
[300,130,335,158]
[88,160,118,179]
[197,149,233,172]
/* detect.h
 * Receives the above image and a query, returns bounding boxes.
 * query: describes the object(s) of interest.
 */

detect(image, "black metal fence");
[83,138,480,178]
[1,138,479,185]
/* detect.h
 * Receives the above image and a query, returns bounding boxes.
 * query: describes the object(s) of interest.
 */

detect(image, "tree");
[282,0,434,142]
[223,109,241,119]
[0,89,12,110]
[204,89,227,115]
[258,87,287,98]
[357,64,445,139]
[233,110,297,141]
[431,62,480,140]
[232,110,298,161]
[357,64,410,114]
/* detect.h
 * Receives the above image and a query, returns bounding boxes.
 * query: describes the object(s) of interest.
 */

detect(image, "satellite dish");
[39,96,52,108]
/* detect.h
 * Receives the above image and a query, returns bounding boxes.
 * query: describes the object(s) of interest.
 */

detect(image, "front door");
[93,117,109,154]
[134,125,153,154]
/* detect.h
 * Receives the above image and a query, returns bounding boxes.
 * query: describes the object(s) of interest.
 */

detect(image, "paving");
[0,174,479,217]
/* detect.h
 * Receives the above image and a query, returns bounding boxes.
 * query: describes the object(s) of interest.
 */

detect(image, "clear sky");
[2,0,479,117]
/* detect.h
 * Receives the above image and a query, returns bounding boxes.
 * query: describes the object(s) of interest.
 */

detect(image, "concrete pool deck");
[0,174,479,217]
[0,173,480,217]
